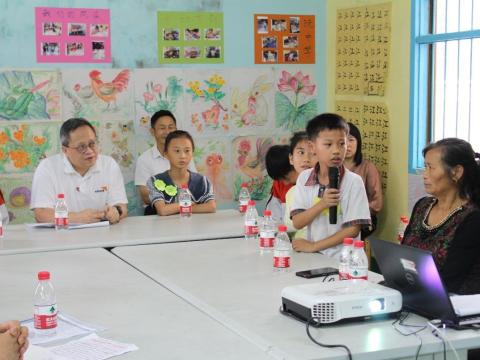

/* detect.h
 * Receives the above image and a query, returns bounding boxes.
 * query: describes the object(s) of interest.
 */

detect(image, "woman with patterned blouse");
[402,138,480,294]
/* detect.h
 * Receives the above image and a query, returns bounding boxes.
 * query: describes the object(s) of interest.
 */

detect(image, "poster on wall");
[335,3,391,95]
[254,14,315,64]
[35,7,111,63]
[157,11,224,64]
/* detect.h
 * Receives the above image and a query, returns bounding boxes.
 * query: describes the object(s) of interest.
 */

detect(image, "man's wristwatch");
[114,205,123,217]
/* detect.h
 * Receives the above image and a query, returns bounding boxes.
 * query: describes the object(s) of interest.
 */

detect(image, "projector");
[281,279,402,325]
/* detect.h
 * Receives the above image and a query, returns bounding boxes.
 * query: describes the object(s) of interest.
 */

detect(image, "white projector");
[281,280,402,325]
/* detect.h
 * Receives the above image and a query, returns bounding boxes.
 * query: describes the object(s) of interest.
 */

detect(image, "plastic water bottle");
[338,237,354,280]
[179,184,192,218]
[244,200,259,240]
[273,225,291,271]
[34,271,57,337]
[397,215,409,243]
[54,194,68,230]
[238,182,250,214]
[348,240,368,280]
[0,216,3,239]
[259,210,276,251]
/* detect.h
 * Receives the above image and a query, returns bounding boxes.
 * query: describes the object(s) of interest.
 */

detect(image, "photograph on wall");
[183,69,230,137]
[35,7,111,63]
[62,68,133,121]
[133,68,186,155]
[229,68,275,135]
[0,70,61,121]
[254,14,315,64]
[274,66,318,131]
[157,11,224,64]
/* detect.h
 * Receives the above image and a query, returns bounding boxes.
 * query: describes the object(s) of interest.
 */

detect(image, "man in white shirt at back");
[31,118,128,224]
[135,110,196,215]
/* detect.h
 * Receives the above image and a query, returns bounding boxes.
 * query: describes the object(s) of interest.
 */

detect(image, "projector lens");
[368,298,385,312]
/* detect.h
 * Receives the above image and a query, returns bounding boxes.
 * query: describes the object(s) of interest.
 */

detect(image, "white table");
[0,248,273,360]
[113,238,480,360]
[0,209,244,255]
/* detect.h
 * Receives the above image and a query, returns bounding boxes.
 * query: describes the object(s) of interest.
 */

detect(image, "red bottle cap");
[263,210,272,216]
[278,224,287,232]
[343,237,354,245]
[38,271,50,280]
[241,182,248,188]
[181,184,188,189]
[354,240,364,248]
[57,194,64,199]
[248,200,255,206]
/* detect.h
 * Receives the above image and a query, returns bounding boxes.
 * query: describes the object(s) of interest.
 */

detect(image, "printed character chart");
[0,70,61,121]
[254,14,315,64]
[62,68,133,121]
[335,100,389,191]
[229,68,275,135]
[157,12,224,64]
[35,7,111,63]
[335,3,391,95]
[133,69,185,155]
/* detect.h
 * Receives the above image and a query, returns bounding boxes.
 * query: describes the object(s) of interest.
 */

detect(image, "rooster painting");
[236,137,273,179]
[89,69,130,110]
[205,153,231,199]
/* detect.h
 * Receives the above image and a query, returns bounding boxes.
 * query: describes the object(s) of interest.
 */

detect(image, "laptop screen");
[370,239,457,322]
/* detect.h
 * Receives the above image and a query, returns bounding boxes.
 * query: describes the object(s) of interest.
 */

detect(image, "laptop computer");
[370,238,480,328]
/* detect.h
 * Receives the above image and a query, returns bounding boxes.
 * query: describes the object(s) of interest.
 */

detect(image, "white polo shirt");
[290,165,371,259]
[31,154,128,212]
[134,145,197,186]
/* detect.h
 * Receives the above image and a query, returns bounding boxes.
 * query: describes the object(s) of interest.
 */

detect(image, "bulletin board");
[254,14,315,64]
[35,7,111,63]
[335,3,391,95]
[157,11,224,64]
[335,100,389,191]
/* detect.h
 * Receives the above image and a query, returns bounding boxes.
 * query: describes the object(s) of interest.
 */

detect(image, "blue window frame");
[409,0,480,173]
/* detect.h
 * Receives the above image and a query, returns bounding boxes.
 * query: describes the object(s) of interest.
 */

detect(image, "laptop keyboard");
[459,315,480,326]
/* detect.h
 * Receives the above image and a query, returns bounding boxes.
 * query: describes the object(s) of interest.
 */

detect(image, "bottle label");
[259,231,275,248]
[349,267,368,280]
[338,271,349,280]
[239,200,248,213]
[34,304,58,329]
[273,256,290,268]
[179,201,192,214]
[0,225,3,238]
[245,219,258,235]
[55,217,68,226]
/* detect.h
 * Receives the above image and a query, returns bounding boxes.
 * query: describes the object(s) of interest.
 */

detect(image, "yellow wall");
[326,0,411,241]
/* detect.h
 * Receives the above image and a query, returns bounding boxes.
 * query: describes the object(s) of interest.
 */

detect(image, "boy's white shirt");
[291,167,371,259]
[265,196,284,224]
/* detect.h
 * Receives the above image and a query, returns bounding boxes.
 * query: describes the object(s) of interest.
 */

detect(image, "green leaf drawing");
[275,92,296,130]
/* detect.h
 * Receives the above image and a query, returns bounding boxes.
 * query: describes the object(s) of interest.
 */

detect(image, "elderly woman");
[402,138,480,294]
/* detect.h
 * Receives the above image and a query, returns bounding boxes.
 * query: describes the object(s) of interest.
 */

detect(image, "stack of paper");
[25,221,110,230]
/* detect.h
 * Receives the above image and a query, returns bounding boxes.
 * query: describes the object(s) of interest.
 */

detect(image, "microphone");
[328,167,339,224]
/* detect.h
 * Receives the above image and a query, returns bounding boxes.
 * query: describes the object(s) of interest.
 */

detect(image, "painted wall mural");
[1,66,317,222]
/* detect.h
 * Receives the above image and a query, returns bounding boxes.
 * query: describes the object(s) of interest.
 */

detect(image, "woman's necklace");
[422,198,466,231]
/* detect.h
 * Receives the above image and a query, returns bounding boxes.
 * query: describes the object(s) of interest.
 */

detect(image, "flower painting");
[98,120,135,172]
[275,68,317,131]
[0,70,61,121]
[184,70,230,136]
[133,69,186,155]
[0,123,58,173]
[0,176,34,224]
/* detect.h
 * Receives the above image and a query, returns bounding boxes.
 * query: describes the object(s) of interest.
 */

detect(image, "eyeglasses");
[65,140,98,154]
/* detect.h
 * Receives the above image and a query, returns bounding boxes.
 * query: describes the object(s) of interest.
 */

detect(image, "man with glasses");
[31,118,128,224]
